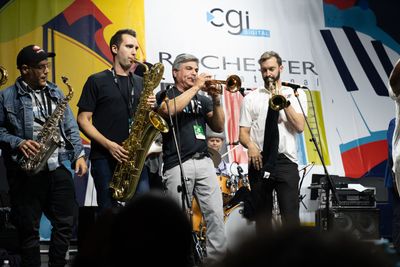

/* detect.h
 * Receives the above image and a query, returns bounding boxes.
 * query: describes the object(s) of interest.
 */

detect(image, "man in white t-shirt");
[239,51,307,228]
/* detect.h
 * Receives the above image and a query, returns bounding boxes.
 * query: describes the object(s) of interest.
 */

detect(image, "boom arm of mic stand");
[294,89,339,230]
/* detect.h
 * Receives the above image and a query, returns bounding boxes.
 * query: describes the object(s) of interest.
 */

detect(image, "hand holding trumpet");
[199,74,242,95]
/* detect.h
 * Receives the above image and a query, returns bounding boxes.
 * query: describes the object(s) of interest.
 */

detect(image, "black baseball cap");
[16,45,55,69]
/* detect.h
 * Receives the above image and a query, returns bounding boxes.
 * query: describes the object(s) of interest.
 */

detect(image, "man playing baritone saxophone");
[77,29,156,212]
[0,45,87,267]
[156,54,227,264]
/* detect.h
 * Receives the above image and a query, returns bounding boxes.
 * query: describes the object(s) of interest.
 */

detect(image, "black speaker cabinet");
[316,207,380,240]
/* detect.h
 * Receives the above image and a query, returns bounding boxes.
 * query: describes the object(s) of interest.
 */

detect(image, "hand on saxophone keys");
[19,140,40,158]
[106,140,129,163]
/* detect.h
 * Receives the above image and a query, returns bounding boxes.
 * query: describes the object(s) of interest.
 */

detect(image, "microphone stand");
[293,86,339,231]
[298,163,314,210]
[165,97,204,263]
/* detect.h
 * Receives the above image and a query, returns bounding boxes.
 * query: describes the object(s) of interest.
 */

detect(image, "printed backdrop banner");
[0,0,398,208]
[145,0,398,182]
[0,0,147,206]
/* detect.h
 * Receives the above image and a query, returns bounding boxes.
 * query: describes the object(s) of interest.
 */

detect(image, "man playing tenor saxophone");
[0,44,87,267]
[77,29,156,212]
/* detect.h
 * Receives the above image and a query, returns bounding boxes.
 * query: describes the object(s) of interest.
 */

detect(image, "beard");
[263,72,280,88]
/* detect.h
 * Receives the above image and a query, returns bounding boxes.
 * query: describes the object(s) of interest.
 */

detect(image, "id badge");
[193,125,205,140]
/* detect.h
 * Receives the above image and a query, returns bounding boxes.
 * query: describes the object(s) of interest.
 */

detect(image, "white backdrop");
[144,0,398,222]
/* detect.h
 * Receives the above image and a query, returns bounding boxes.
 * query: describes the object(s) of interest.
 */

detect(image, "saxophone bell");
[0,66,8,86]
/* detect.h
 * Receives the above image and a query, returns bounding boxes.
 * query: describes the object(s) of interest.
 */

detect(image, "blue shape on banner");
[206,12,214,22]
[323,3,400,54]
[240,29,270,37]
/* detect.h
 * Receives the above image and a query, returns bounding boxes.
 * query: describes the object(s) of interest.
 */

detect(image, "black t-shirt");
[77,69,143,159]
[156,86,213,171]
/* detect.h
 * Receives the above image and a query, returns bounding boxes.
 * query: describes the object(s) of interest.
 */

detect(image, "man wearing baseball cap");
[0,44,87,266]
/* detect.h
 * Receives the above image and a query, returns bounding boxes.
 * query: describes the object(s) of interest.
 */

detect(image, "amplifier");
[334,188,376,207]
[316,207,380,240]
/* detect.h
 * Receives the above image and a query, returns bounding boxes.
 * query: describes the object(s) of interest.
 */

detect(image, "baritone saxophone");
[109,61,169,201]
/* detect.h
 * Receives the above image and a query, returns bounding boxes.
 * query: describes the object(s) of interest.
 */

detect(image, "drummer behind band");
[206,130,229,176]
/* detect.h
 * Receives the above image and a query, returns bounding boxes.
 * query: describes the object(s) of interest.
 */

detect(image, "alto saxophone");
[20,76,74,175]
[109,61,169,201]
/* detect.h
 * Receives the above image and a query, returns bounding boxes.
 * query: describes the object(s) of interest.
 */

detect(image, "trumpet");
[268,78,290,111]
[203,75,241,94]
[0,66,8,86]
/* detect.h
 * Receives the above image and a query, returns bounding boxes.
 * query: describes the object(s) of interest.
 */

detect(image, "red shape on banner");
[223,89,248,164]
[341,140,387,178]
[63,0,113,62]
[323,0,357,10]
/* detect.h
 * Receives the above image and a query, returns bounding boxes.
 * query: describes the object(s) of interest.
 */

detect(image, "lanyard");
[31,89,52,125]
[111,68,135,117]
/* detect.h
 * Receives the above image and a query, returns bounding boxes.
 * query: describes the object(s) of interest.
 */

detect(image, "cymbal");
[207,147,221,168]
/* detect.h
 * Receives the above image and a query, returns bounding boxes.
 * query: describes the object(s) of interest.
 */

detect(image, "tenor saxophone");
[109,61,169,201]
[20,76,73,175]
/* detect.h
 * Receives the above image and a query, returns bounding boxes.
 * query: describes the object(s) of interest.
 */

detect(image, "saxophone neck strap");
[110,68,135,117]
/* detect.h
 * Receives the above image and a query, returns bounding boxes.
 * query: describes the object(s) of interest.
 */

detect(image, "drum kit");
[191,165,255,251]
[191,153,313,253]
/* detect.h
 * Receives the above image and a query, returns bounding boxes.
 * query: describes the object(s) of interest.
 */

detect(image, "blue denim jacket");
[0,77,84,164]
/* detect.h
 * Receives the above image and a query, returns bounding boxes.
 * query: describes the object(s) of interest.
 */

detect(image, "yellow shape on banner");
[0,0,73,42]
[0,27,48,88]
[304,90,331,165]
[93,0,146,60]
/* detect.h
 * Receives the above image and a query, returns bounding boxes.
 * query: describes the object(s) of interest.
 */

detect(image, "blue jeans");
[90,158,150,212]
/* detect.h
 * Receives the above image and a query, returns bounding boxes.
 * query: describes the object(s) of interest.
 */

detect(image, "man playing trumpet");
[156,53,227,264]
[239,51,307,229]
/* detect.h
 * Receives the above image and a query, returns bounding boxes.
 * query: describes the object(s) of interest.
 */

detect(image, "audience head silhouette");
[73,191,193,267]
[211,226,393,267]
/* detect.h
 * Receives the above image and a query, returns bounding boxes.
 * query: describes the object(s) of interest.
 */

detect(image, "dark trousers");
[8,165,76,267]
[390,187,400,253]
[248,154,300,230]
[90,158,150,213]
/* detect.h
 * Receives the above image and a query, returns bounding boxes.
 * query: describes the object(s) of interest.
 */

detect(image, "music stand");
[292,85,339,231]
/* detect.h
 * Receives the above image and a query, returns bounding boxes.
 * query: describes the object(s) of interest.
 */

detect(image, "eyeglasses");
[30,63,50,71]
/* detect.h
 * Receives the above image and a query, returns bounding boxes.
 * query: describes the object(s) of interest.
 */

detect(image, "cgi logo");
[207,8,269,37]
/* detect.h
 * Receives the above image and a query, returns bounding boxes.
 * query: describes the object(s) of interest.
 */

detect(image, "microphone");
[281,81,308,90]
[237,165,243,177]
[226,141,240,145]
